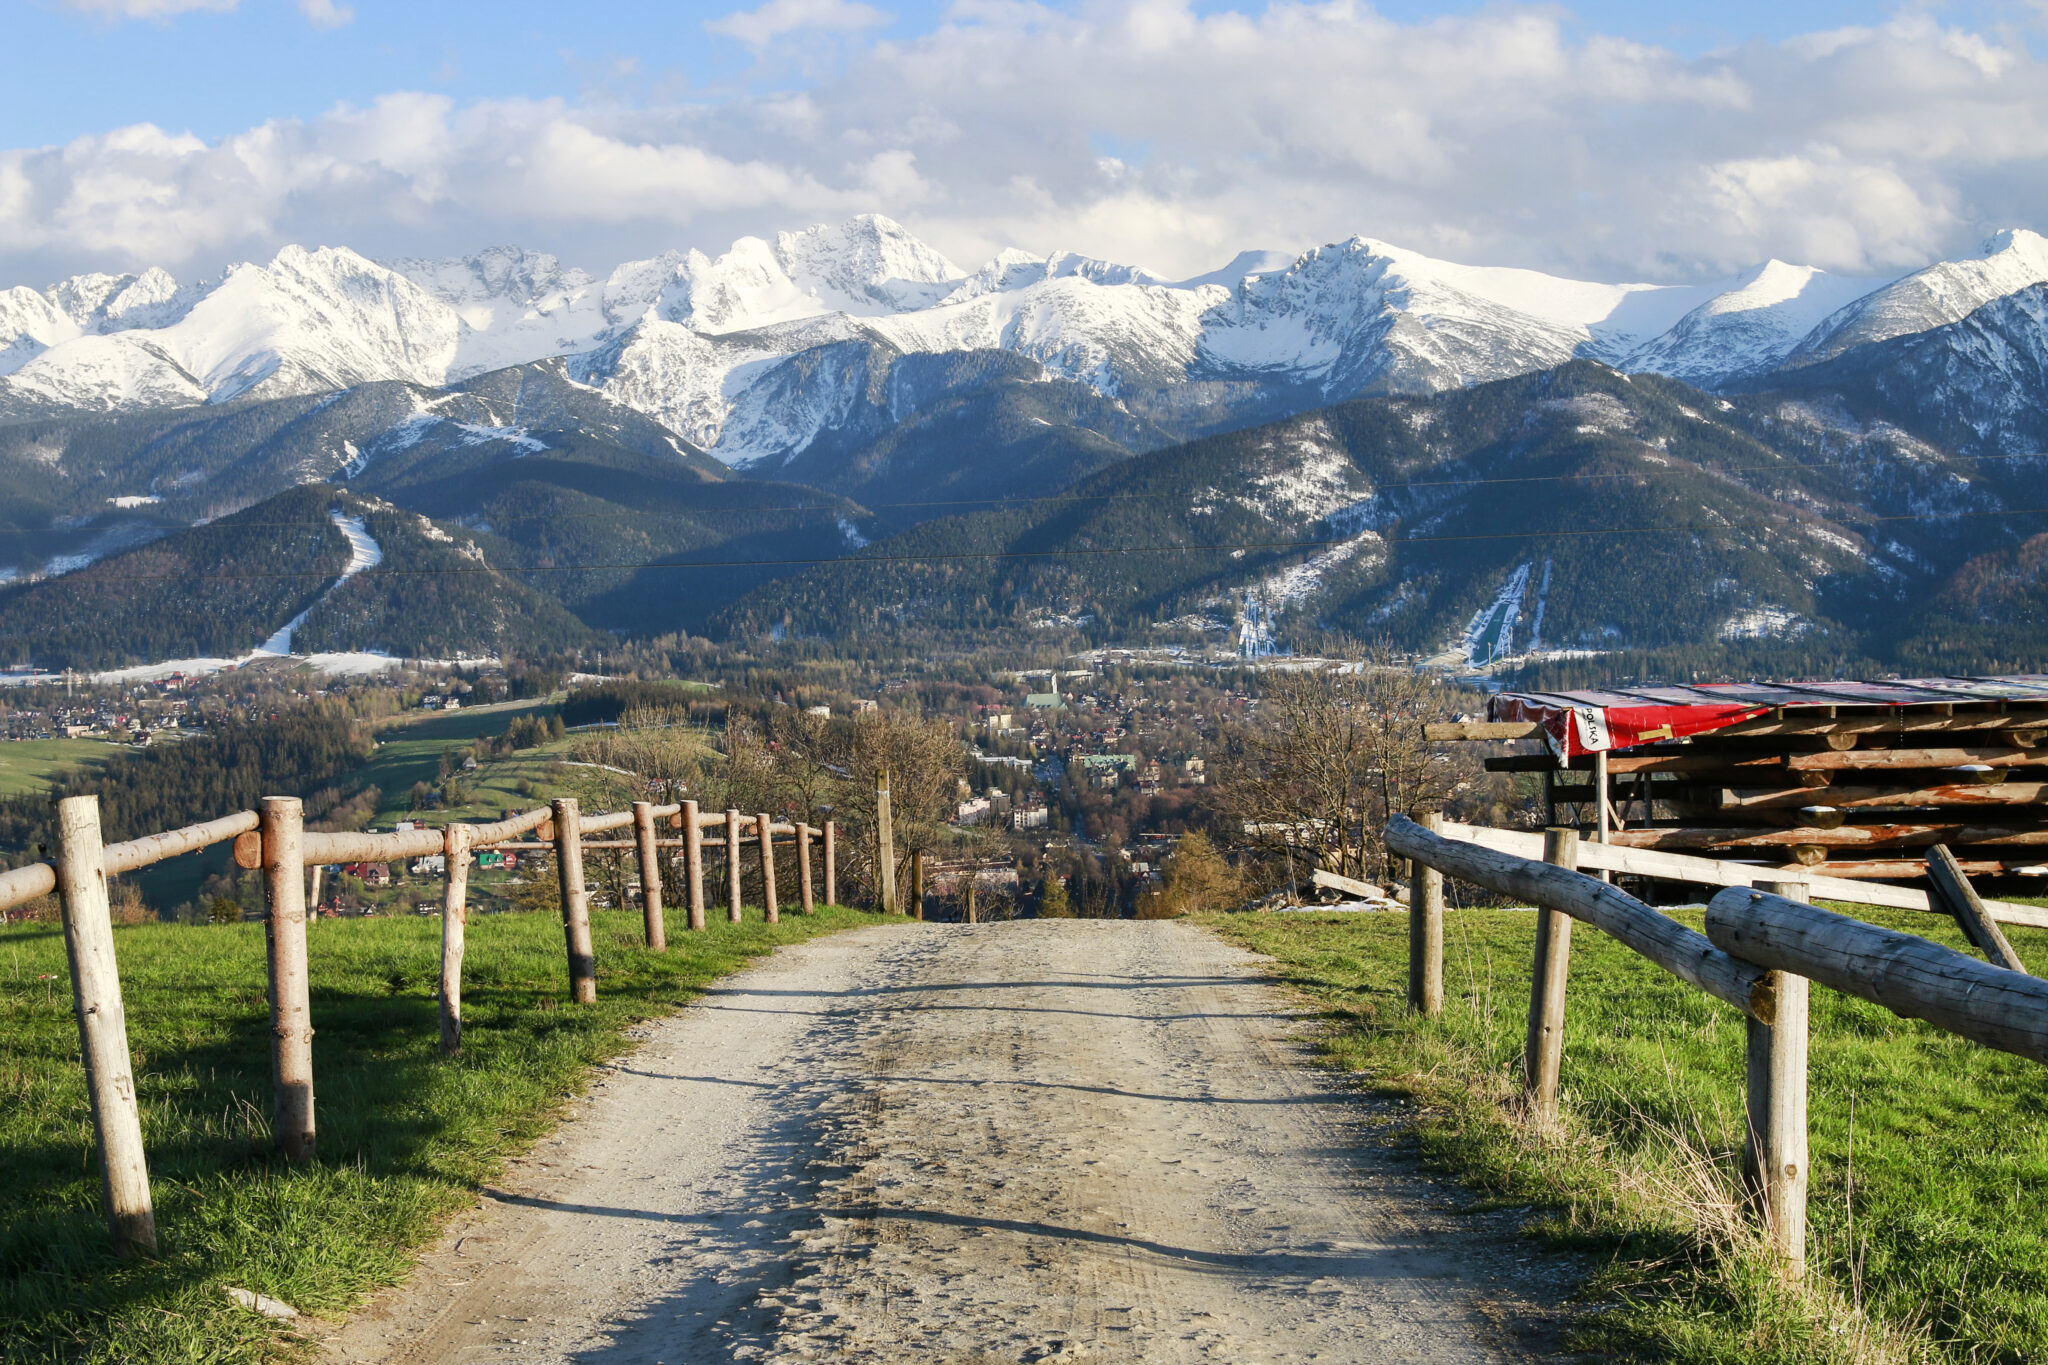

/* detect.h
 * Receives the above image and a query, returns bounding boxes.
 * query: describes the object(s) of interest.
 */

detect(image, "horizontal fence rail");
[1388,809,2048,1281]
[20,788,843,1258]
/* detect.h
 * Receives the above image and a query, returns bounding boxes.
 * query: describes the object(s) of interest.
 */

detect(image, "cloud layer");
[10,1,2048,285]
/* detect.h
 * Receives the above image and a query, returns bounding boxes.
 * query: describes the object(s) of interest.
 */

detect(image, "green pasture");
[0,902,884,1365]
[0,739,121,798]
[1209,905,2048,1364]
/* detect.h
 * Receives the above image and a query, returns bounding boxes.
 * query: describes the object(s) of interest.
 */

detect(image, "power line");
[21,502,2048,585]
[28,448,2048,535]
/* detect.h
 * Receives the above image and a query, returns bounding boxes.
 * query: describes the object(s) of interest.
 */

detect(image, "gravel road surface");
[322,920,1569,1364]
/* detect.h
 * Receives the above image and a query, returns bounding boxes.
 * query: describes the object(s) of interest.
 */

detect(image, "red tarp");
[1488,675,2048,763]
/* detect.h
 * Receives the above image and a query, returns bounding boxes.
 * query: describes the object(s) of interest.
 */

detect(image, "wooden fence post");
[439,823,470,1055]
[260,796,316,1161]
[1592,749,1612,883]
[633,801,666,952]
[1747,878,1810,1282]
[683,799,706,932]
[725,809,744,922]
[1409,810,1445,1016]
[758,814,779,924]
[876,770,897,915]
[911,848,925,921]
[964,867,977,925]
[1927,844,2025,972]
[53,795,156,1256]
[1523,827,1578,1126]
[552,798,597,1003]
[798,823,816,914]
[824,821,837,906]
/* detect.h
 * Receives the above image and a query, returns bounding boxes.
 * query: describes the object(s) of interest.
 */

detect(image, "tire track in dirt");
[323,920,1575,1364]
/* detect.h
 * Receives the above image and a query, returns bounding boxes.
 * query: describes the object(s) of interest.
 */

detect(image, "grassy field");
[0,901,887,1365]
[1207,904,2048,1363]
[0,739,122,797]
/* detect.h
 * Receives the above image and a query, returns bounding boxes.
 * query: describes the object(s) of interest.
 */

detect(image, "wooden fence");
[1386,812,2048,1280]
[10,792,843,1258]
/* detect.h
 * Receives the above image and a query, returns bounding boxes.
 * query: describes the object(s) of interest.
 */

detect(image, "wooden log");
[1611,822,2048,852]
[1386,815,1775,1020]
[234,830,262,869]
[911,848,925,922]
[1314,867,1381,898]
[633,802,665,952]
[797,823,816,915]
[1779,857,2009,881]
[1788,747,2048,771]
[1409,811,1444,1017]
[1926,844,2025,973]
[1523,829,1577,1125]
[1436,819,2048,926]
[1714,711,2047,739]
[683,799,706,932]
[1719,778,2036,810]
[0,861,57,913]
[439,824,470,1055]
[758,814,778,924]
[463,805,552,848]
[552,798,597,1004]
[103,809,258,875]
[260,796,316,1162]
[1424,721,1544,741]
[579,810,635,836]
[723,809,744,922]
[53,795,156,1256]
[824,821,837,906]
[965,868,977,925]
[1745,880,1809,1281]
[301,827,444,866]
[876,770,898,915]
[1705,886,2048,1063]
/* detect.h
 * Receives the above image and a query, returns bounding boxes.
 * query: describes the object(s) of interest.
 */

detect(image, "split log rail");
[7,791,839,1256]
[1386,812,2048,1281]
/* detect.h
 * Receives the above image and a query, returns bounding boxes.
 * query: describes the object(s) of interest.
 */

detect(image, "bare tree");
[836,707,967,909]
[1216,661,1463,889]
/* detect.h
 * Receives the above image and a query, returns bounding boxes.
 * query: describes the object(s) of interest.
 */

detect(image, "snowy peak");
[773,214,964,313]
[1786,228,2048,368]
[1624,259,1883,387]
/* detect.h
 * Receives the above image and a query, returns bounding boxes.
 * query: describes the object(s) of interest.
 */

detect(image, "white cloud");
[707,0,889,50]
[63,0,237,16]
[298,0,352,27]
[9,3,2048,285]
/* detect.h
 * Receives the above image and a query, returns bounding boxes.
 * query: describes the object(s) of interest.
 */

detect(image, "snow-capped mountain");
[5,215,2046,474]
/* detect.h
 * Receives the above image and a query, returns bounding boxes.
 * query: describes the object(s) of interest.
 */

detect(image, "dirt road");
[323,920,1568,1364]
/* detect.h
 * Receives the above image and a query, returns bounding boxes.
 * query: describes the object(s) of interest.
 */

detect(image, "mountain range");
[4,215,2048,674]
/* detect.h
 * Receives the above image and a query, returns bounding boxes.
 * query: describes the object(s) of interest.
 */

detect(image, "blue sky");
[5,0,1988,147]
[4,0,2047,285]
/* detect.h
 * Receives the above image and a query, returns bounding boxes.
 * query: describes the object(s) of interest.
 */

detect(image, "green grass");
[1206,905,2048,1363]
[1,902,887,1364]
[0,739,122,797]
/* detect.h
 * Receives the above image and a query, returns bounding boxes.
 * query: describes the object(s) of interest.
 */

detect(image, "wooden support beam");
[1409,811,1444,1017]
[53,795,156,1256]
[1718,778,2035,811]
[824,821,837,906]
[876,770,898,915]
[725,809,744,923]
[633,802,666,951]
[682,799,706,932]
[1523,829,1577,1126]
[797,823,816,915]
[260,796,316,1161]
[1787,746,2048,771]
[1611,822,2048,852]
[1746,879,1809,1282]
[1926,844,2025,973]
[758,814,779,924]
[439,824,470,1054]
[552,798,597,1003]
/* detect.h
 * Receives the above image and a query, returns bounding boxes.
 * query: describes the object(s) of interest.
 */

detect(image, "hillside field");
[0,903,881,1365]
[0,738,121,797]
[1210,906,2048,1363]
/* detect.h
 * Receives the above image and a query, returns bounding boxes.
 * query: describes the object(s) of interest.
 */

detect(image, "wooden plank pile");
[1436,678,2048,886]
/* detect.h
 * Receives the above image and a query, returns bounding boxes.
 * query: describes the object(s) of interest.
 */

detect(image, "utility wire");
[26,449,2048,534]
[23,503,2048,585]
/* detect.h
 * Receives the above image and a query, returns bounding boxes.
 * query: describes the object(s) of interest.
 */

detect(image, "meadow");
[0,739,119,798]
[1209,905,2048,1364]
[0,901,883,1365]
